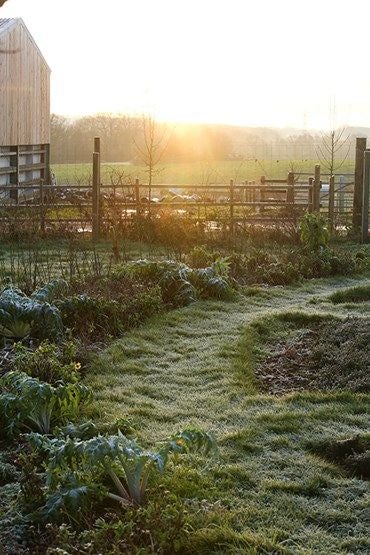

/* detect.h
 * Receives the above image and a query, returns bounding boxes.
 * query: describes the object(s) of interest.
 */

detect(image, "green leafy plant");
[11,340,81,384]
[186,246,219,268]
[48,489,188,553]
[32,279,68,303]
[123,259,233,305]
[0,286,64,341]
[56,285,163,340]
[123,259,196,307]
[299,213,329,253]
[190,267,232,299]
[0,372,92,436]
[29,427,216,518]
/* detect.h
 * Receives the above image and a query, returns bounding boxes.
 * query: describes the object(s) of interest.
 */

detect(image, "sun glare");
[1,0,370,128]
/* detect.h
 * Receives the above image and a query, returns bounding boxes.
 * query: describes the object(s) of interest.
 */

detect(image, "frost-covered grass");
[86,276,370,553]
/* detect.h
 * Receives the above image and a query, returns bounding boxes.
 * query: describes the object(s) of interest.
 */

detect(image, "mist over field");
[50,113,369,164]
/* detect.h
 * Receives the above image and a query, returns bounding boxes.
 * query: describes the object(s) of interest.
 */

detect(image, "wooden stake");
[287,172,294,204]
[94,136,101,155]
[313,165,321,212]
[229,179,234,233]
[328,175,335,232]
[353,137,367,233]
[308,177,313,213]
[92,151,100,241]
[135,178,141,217]
[39,179,45,233]
[362,150,370,243]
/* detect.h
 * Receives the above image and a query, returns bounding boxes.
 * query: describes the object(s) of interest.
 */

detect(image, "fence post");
[135,178,141,217]
[328,175,335,232]
[256,176,263,213]
[308,177,313,212]
[313,164,321,212]
[229,178,234,233]
[94,137,100,155]
[39,179,45,233]
[338,175,345,214]
[92,151,100,241]
[353,137,367,235]
[362,150,370,243]
[287,172,294,204]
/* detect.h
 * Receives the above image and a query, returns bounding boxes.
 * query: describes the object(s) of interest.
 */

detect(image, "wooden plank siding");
[0,18,50,146]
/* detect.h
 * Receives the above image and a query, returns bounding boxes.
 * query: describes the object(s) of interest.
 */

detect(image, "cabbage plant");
[29,427,216,517]
[0,281,66,341]
[122,259,232,305]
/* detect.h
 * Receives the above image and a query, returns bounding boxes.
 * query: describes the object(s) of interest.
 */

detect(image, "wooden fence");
[0,137,368,242]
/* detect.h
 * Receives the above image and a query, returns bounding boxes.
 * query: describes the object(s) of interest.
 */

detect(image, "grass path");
[88,276,370,553]
[89,275,368,437]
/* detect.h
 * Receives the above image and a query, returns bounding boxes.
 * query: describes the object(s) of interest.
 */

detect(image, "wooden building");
[0,18,50,201]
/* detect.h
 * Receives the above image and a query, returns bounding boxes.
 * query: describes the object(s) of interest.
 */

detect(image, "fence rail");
[0,136,368,241]
[0,174,355,230]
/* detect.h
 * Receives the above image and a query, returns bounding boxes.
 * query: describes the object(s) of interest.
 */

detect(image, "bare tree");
[133,115,171,189]
[316,128,352,176]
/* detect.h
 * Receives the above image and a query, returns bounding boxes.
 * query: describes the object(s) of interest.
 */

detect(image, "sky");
[1,0,370,130]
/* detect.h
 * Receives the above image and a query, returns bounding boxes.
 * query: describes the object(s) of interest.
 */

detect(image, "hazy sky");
[1,0,370,129]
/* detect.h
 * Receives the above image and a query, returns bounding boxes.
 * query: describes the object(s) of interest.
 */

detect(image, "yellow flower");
[74,362,81,370]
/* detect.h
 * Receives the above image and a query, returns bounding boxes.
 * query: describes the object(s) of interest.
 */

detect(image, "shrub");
[298,252,332,279]
[186,246,219,268]
[190,267,233,299]
[299,213,330,253]
[11,340,81,385]
[57,285,163,340]
[328,250,357,275]
[48,490,188,554]
[260,261,301,285]
[146,212,204,257]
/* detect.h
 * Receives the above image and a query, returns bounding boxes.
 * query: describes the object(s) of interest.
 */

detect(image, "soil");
[256,317,370,395]
[308,435,370,480]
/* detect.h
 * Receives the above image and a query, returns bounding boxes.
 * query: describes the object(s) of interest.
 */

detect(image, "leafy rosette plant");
[28,427,216,519]
[0,280,67,341]
[0,371,92,436]
[31,279,68,303]
[121,259,232,305]
[190,266,232,300]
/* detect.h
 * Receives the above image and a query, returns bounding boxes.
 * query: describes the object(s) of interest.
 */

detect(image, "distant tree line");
[50,113,356,164]
[50,114,234,164]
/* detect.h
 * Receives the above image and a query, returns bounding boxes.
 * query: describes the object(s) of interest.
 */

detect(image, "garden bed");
[255,316,370,395]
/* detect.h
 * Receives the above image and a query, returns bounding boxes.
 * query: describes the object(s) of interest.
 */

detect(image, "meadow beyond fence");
[0,138,369,242]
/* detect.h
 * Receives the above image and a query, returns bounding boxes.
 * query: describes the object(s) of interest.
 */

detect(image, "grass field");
[52,159,356,187]
[86,275,370,553]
